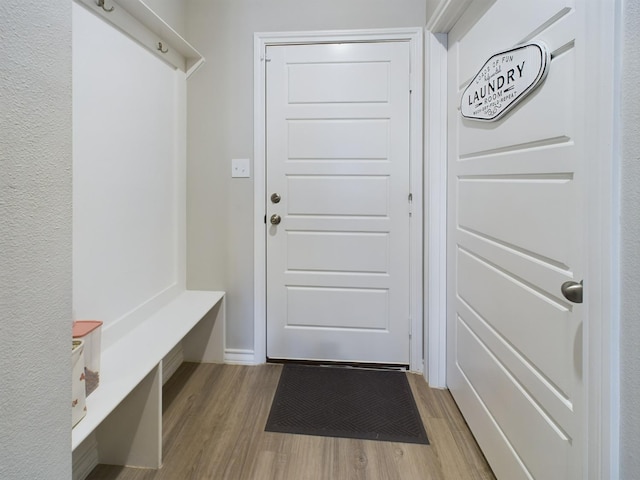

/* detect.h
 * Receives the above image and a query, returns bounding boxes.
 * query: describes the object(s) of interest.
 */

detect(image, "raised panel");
[457,317,570,480]
[285,160,391,176]
[457,248,573,398]
[458,176,574,268]
[287,231,388,273]
[284,271,391,290]
[286,287,388,330]
[288,62,390,104]
[456,141,574,177]
[282,41,403,64]
[287,176,389,216]
[456,229,573,303]
[288,120,389,159]
[456,297,574,441]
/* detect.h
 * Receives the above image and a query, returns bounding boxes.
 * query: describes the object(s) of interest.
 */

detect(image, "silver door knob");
[561,280,583,304]
[271,193,281,204]
[270,214,281,225]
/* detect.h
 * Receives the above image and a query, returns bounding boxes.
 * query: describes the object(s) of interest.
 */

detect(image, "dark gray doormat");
[264,364,429,445]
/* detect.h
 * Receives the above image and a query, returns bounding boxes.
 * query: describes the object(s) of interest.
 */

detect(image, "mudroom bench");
[71,290,225,477]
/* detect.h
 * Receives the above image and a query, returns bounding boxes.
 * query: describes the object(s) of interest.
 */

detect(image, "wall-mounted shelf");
[74,0,205,78]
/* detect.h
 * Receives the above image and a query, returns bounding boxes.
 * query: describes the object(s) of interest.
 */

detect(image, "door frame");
[429,0,620,478]
[253,28,424,372]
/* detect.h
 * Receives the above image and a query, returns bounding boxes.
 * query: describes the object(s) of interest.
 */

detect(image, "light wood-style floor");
[87,363,495,480]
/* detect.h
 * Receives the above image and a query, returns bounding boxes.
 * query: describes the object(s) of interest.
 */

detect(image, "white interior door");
[266,41,412,365]
[447,2,585,479]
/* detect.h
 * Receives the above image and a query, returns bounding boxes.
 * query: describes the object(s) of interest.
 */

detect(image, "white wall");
[619,0,640,476]
[73,3,184,345]
[426,0,442,19]
[144,0,186,37]
[0,1,72,479]
[185,0,426,354]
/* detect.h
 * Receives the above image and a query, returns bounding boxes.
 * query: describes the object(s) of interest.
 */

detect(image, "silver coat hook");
[96,0,114,12]
[157,42,169,54]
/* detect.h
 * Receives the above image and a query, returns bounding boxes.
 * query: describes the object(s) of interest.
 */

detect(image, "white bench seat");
[72,290,225,470]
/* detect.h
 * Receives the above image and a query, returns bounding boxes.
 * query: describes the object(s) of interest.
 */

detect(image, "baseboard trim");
[224,349,257,365]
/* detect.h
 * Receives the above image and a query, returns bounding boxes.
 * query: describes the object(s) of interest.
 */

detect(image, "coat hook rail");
[157,42,169,54]
[97,0,115,12]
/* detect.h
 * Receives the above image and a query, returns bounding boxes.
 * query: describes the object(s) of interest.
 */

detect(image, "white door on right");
[448,2,585,479]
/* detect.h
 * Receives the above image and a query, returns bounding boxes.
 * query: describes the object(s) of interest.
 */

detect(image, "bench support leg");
[95,364,162,468]
[183,297,225,363]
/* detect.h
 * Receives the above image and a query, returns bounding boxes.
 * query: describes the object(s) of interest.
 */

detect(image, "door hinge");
[408,193,413,216]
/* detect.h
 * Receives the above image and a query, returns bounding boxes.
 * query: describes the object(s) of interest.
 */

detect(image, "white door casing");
[253,29,423,370]
[447,2,587,479]
[266,41,411,365]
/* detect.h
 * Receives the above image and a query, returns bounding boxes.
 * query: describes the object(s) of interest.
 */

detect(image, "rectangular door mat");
[265,364,429,445]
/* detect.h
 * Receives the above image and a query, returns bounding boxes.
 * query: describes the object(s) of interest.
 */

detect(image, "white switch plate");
[231,158,250,178]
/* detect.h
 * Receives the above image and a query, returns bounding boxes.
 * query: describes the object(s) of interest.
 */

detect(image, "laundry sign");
[461,42,550,121]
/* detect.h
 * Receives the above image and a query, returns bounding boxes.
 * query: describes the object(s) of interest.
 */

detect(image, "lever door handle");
[561,280,583,304]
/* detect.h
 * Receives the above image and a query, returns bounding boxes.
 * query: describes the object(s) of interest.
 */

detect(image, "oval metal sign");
[461,42,550,122]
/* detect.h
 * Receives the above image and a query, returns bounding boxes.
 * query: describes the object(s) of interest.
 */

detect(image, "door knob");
[270,214,281,225]
[271,193,281,204]
[561,280,583,304]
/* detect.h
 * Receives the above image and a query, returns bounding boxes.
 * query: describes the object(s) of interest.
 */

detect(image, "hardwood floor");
[86,363,495,480]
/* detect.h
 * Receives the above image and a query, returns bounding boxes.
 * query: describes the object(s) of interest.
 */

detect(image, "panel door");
[447,3,585,479]
[266,42,411,365]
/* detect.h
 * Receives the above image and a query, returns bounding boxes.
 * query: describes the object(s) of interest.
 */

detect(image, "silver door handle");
[271,193,281,204]
[270,214,281,225]
[561,280,583,304]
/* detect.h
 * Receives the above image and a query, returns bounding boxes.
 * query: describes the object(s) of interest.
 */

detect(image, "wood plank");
[86,364,495,480]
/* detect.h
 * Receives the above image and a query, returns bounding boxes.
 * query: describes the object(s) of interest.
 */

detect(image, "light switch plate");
[231,158,250,178]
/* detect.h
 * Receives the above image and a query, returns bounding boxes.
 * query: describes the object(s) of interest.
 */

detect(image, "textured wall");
[0,1,72,479]
[620,0,640,476]
[185,0,426,352]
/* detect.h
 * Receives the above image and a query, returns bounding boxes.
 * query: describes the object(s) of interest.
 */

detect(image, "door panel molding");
[253,28,423,371]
